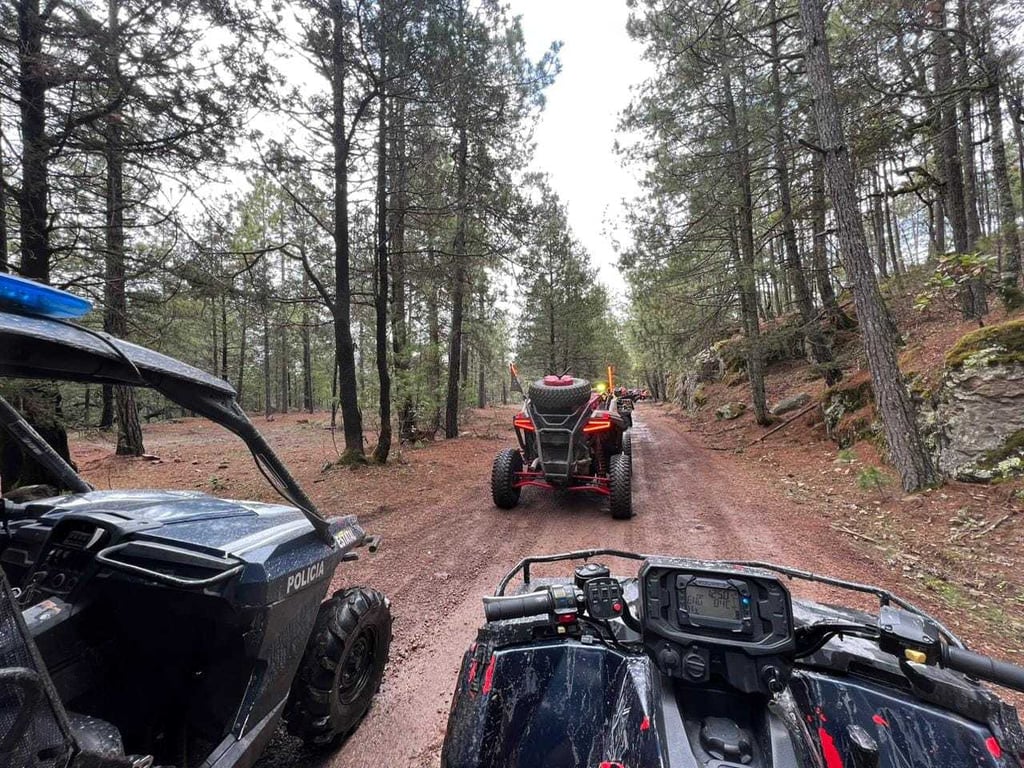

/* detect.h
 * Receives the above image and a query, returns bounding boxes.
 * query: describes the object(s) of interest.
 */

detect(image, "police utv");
[0,273,392,768]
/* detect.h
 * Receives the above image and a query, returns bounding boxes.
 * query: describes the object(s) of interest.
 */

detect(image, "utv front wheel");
[286,587,393,747]
[492,448,523,509]
[608,453,633,520]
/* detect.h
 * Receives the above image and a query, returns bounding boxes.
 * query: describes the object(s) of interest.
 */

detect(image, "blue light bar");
[0,273,92,319]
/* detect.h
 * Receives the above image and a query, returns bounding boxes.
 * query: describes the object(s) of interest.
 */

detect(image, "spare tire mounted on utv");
[492,374,634,519]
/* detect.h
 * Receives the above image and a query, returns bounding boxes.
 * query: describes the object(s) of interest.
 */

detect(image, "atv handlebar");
[943,646,1024,692]
[483,591,555,622]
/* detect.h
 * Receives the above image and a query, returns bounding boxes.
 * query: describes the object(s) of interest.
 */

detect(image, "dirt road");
[254,404,889,768]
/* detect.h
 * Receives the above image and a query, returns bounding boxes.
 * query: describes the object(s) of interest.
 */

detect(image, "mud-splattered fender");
[441,638,663,768]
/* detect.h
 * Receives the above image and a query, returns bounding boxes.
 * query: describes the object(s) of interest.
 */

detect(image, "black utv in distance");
[0,279,392,768]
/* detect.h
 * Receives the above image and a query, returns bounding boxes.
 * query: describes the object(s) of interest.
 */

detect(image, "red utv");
[491,374,634,519]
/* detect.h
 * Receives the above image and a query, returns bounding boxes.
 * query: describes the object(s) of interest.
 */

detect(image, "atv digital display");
[685,583,742,622]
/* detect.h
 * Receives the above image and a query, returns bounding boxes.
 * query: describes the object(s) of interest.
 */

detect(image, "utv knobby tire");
[609,453,633,520]
[621,430,632,456]
[285,587,392,747]
[492,448,523,509]
[527,378,591,413]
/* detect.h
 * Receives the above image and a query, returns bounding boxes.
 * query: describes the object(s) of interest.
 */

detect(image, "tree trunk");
[331,0,364,458]
[800,0,938,491]
[932,0,985,319]
[871,175,888,278]
[720,42,768,425]
[428,251,442,434]
[1009,89,1024,218]
[882,165,904,275]
[372,63,392,463]
[17,0,49,281]
[957,7,983,250]
[811,152,854,329]
[301,270,314,413]
[0,111,7,273]
[236,300,248,407]
[932,197,946,258]
[262,312,271,419]
[100,386,114,429]
[981,48,1023,303]
[445,119,469,439]
[770,3,840,384]
[220,294,229,383]
[105,0,143,457]
[278,253,288,415]
[389,98,415,441]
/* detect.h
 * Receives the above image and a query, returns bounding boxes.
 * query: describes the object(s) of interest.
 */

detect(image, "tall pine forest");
[3,0,1024,487]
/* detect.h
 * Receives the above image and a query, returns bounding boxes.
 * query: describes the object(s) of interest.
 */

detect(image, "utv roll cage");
[0,310,332,543]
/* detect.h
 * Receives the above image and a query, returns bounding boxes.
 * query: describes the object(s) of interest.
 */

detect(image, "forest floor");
[68,394,1023,767]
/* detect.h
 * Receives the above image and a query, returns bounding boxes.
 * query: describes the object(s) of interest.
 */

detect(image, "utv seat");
[0,569,136,768]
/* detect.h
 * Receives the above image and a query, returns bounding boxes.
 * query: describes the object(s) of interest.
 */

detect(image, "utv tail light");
[513,416,535,431]
[583,416,612,433]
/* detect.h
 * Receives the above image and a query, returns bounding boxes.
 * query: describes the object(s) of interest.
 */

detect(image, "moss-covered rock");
[715,402,746,420]
[975,429,1024,477]
[822,374,874,447]
[691,383,708,409]
[932,320,1024,480]
[945,318,1024,369]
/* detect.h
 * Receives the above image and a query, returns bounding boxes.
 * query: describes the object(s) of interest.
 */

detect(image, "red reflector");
[612,602,622,613]
[640,715,650,732]
[513,417,535,431]
[557,613,577,624]
[986,736,1002,759]
[598,762,625,768]
[481,656,497,694]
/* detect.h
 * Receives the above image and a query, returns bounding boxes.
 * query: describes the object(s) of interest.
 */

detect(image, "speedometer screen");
[686,585,741,621]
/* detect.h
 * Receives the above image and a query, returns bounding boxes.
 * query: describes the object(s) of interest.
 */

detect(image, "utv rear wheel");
[621,430,632,456]
[492,448,523,509]
[527,378,591,413]
[286,587,392,747]
[609,454,633,520]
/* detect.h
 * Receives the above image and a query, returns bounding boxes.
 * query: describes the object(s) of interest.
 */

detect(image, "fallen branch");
[832,525,883,545]
[746,402,819,446]
[971,513,1014,540]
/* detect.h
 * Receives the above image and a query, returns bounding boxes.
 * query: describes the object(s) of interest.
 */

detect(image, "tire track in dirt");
[257,404,891,767]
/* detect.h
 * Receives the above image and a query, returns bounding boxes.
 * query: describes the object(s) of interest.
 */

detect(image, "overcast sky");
[505,0,652,302]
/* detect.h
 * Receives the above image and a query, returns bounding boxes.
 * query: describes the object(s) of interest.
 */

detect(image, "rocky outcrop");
[671,349,721,411]
[930,320,1024,481]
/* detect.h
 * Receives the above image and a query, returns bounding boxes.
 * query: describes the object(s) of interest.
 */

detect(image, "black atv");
[0,274,392,768]
[491,374,634,519]
[442,549,1024,768]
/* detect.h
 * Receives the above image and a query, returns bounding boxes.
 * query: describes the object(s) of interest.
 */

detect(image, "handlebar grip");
[483,591,553,622]
[943,646,1024,693]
